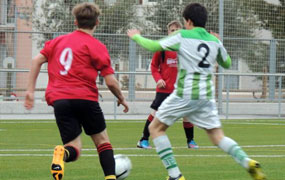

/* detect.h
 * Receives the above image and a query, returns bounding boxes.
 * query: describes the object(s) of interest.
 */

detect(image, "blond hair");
[167,20,182,30]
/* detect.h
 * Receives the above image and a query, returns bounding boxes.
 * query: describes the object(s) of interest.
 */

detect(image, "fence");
[0,0,284,119]
[0,69,284,119]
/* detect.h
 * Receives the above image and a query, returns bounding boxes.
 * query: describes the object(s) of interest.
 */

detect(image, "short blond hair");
[72,2,101,29]
[167,20,182,30]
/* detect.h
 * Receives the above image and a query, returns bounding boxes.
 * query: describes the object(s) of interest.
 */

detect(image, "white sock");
[153,135,181,178]
[218,136,251,169]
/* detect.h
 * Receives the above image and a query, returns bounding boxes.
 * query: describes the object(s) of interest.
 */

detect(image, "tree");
[33,0,138,65]
[146,0,265,72]
[32,0,285,82]
[95,0,137,65]
[33,0,83,48]
[249,0,285,86]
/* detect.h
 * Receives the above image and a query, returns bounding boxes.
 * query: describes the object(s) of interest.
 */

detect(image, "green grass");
[0,119,285,180]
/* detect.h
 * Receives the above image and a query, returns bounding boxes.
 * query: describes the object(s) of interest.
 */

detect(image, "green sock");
[218,136,250,168]
[153,135,181,178]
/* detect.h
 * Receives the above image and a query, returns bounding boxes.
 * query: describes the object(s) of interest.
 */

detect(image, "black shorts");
[150,92,171,111]
[53,99,106,144]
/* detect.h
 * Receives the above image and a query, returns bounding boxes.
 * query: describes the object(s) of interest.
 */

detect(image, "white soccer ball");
[114,154,132,180]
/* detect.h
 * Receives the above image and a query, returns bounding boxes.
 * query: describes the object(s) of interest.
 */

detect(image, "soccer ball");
[114,154,132,180]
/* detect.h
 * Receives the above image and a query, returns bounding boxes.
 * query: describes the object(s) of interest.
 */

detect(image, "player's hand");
[24,91,34,110]
[127,29,141,38]
[210,31,220,40]
[117,99,129,113]
[157,79,166,89]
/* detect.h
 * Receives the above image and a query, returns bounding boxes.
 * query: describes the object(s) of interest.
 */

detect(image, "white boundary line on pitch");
[1,121,285,126]
[0,144,285,152]
[1,119,284,122]
[1,154,285,158]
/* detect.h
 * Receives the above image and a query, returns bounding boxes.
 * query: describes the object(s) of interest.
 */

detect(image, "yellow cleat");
[51,145,65,180]
[248,160,266,180]
[166,174,186,180]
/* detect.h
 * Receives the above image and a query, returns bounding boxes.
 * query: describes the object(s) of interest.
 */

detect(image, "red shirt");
[151,51,178,93]
[40,30,114,105]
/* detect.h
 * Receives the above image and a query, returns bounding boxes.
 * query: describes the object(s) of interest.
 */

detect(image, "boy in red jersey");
[24,2,128,180]
[137,20,198,149]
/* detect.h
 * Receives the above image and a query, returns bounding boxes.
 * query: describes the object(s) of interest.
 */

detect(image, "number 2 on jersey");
[197,43,210,68]
[60,48,73,75]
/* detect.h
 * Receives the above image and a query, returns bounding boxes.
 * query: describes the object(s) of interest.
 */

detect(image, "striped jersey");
[158,27,231,100]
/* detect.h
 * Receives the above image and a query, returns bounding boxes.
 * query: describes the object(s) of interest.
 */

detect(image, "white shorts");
[156,93,221,129]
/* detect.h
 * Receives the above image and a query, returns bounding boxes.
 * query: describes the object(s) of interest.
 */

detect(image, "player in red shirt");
[24,3,128,180]
[137,20,198,149]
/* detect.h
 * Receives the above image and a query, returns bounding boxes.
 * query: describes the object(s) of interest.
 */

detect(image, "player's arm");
[217,48,232,69]
[131,34,163,52]
[210,32,232,69]
[127,29,180,52]
[151,53,166,88]
[104,74,129,113]
[24,54,47,109]
[151,52,163,82]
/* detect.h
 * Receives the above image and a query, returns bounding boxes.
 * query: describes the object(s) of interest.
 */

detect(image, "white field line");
[222,122,285,126]
[1,119,285,122]
[0,121,285,126]
[1,154,285,158]
[0,144,284,152]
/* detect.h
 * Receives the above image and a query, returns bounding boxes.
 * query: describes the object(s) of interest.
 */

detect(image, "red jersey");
[40,30,114,105]
[151,51,178,93]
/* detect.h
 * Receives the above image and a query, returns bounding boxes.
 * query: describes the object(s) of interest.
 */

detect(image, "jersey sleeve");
[40,40,53,60]
[158,31,181,51]
[216,41,231,69]
[151,52,163,82]
[131,31,181,52]
[90,44,114,76]
[131,34,163,52]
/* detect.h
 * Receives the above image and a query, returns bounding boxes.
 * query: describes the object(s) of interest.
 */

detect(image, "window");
[0,0,15,25]
[0,0,7,24]
[0,32,7,63]
[0,43,7,88]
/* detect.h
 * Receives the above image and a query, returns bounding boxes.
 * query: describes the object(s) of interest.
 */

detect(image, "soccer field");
[0,119,284,180]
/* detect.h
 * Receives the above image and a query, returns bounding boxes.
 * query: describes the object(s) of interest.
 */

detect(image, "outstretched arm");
[24,54,47,110]
[127,29,163,52]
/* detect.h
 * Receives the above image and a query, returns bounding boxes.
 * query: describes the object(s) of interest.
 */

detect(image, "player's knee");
[91,130,110,146]
[149,118,167,138]
[148,122,155,134]
[148,120,158,136]
[207,128,224,146]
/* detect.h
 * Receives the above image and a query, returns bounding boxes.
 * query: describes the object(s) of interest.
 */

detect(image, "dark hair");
[182,3,207,28]
[72,2,101,29]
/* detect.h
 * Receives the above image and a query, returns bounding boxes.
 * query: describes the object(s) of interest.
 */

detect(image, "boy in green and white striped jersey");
[127,3,266,180]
